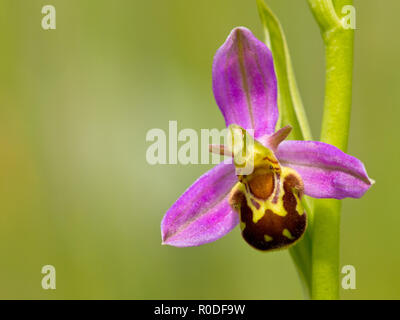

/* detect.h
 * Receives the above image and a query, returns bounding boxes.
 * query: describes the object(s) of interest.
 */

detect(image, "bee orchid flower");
[161,27,373,251]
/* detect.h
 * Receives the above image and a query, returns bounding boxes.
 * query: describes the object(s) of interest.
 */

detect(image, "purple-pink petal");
[212,27,278,139]
[161,163,238,247]
[276,140,373,199]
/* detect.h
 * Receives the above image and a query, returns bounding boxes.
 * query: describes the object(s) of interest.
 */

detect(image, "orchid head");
[218,124,306,251]
[161,27,373,251]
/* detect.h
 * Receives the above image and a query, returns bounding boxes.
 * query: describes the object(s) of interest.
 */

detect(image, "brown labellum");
[230,172,306,251]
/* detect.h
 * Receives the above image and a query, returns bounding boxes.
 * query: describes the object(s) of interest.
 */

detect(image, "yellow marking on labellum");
[282,229,295,240]
[237,166,303,223]
[296,195,304,216]
[229,135,289,223]
[264,234,273,242]
[281,167,304,216]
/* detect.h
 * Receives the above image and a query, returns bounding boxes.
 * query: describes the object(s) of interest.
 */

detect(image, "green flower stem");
[308,0,354,300]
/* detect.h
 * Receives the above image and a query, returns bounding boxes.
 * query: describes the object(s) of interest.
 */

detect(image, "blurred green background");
[0,0,398,299]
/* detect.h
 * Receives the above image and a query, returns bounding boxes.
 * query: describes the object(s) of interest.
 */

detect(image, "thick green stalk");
[307,0,354,300]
